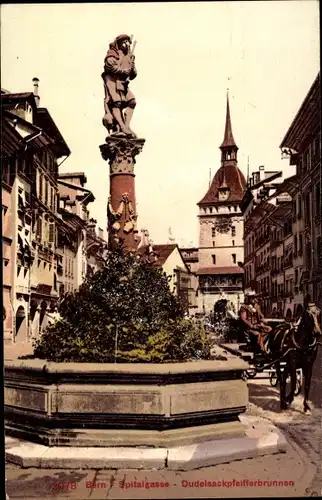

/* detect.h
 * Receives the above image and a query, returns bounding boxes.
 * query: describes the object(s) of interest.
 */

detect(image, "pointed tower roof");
[198,93,246,206]
[220,92,237,149]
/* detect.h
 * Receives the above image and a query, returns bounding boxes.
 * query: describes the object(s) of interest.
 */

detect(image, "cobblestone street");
[5,373,321,499]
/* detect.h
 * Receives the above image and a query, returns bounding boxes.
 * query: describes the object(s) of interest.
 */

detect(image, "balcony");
[255,234,270,248]
[255,262,271,274]
[270,239,282,250]
[283,257,293,269]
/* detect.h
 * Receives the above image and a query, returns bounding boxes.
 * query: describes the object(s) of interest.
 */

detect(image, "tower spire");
[220,91,237,149]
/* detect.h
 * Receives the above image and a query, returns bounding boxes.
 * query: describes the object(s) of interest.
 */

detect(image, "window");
[232,239,235,246]
[212,255,216,265]
[36,218,42,241]
[209,207,213,214]
[1,158,11,184]
[316,183,321,218]
[45,180,48,205]
[299,233,303,256]
[49,221,55,243]
[212,227,216,237]
[306,148,311,170]
[39,174,44,200]
[317,237,322,265]
[293,235,298,258]
[307,241,312,269]
[231,226,236,237]
[50,188,54,210]
[232,253,236,264]
[305,193,311,224]
[298,195,302,218]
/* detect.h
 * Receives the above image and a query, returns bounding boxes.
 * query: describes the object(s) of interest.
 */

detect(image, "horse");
[269,304,321,413]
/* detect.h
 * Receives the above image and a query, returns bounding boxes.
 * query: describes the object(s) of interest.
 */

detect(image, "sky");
[1,1,320,247]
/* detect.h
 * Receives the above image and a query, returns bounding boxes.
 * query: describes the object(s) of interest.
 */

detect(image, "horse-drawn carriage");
[215,300,321,412]
[239,318,303,395]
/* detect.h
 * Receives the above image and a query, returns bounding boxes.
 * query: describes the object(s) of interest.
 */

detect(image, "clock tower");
[197,93,246,316]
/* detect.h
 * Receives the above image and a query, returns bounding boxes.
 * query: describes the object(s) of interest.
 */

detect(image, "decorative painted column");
[100,136,145,251]
[99,34,145,252]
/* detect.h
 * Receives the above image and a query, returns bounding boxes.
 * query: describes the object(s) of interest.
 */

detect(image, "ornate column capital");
[100,136,145,174]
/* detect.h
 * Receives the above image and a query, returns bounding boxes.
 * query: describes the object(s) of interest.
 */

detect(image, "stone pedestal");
[100,135,145,252]
[4,348,249,448]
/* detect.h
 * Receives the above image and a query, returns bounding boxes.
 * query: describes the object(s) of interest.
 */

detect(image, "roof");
[280,73,320,151]
[59,210,87,233]
[1,118,24,157]
[58,172,87,185]
[1,92,36,107]
[244,200,276,231]
[197,266,244,276]
[34,107,70,157]
[1,92,70,158]
[143,244,190,273]
[267,202,292,224]
[198,164,246,205]
[151,244,177,266]
[220,93,237,149]
[57,179,95,203]
[1,111,54,157]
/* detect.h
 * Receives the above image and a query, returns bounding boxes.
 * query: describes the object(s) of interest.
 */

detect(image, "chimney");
[32,77,40,107]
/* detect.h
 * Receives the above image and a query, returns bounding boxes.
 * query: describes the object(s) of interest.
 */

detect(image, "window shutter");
[36,218,42,241]
[49,222,55,243]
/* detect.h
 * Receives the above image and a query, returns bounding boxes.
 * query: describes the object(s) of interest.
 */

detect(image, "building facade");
[179,247,199,315]
[1,83,108,344]
[196,94,246,315]
[1,83,69,342]
[280,73,321,310]
[241,73,321,319]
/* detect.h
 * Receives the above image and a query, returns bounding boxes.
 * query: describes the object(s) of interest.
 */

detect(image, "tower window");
[232,240,235,246]
[212,255,216,265]
[231,226,236,237]
[232,253,236,264]
[210,207,213,214]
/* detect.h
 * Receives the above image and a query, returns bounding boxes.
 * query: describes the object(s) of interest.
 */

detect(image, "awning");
[197,266,244,276]
[266,202,292,226]
[266,175,301,201]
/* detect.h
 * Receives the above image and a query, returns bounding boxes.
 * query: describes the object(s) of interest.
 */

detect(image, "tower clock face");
[218,189,229,201]
[214,216,232,234]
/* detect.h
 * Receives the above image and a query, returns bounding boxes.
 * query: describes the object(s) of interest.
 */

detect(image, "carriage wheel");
[269,371,278,387]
